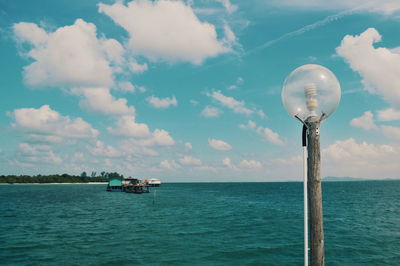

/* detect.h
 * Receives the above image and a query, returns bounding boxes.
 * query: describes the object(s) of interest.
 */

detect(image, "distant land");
[0,172,123,184]
[323,176,400,182]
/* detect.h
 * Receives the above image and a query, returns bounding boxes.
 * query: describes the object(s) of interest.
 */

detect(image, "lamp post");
[281,64,341,266]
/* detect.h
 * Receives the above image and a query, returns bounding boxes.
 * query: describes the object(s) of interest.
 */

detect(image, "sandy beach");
[0,182,108,185]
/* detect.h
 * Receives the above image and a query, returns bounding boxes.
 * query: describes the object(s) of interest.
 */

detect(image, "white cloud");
[271,156,302,166]
[323,138,400,178]
[141,147,159,156]
[107,114,175,150]
[223,23,237,46]
[239,159,262,168]
[350,111,377,130]
[114,81,146,93]
[13,19,122,88]
[116,82,146,94]
[227,85,237,90]
[222,157,236,169]
[89,140,122,157]
[71,152,85,162]
[208,138,232,151]
[381,126,400,141]
[271,0,400,15]
[190,99,199,106]
[193,7,220,16]
[217,0,238,14]
[118,139,160,156]
[160,160,172,169]
[104,158,112,166]
[377,108,400,121]
[259,127,286,146]
[240,120,285,145]
[193,165,217,172]
[348,111,400,141]
[308,56,318,62]
[99,0,231,64]
[137,86,147,93]
[25,134,64,144]
[108,115,150,137]
[147,95,177,109]
[257,110,266,119]
[13,22,48,46]
[160,159,181,169]
[239,120,256,130]
[208,91,253,115]
[201,106,221,117]
[179,155,202,165]
[18,143,62,164]
[271,138,400,180]
[184,142,192,151]
[129,59,148,73]
[73,87,135,115]
[136,129,175,147]
[117,81,135,93]
[227,76,244,90]
[323,138,381,161]
[337,28,400,107]
[11,105,98,139]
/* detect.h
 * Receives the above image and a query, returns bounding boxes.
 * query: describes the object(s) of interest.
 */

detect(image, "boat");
[122,177,150,194]
[144,178,161,187]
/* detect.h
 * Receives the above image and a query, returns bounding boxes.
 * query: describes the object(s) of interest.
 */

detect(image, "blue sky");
[1,0,400,181]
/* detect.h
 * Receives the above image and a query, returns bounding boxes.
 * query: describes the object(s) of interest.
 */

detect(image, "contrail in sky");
[244,8,359,57]
[200,7,359,71]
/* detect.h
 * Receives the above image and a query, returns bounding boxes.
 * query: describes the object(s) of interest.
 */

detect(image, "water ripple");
[0,181,399,265]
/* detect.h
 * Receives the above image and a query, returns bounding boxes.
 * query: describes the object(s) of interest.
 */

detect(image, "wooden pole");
[305,116,324,266]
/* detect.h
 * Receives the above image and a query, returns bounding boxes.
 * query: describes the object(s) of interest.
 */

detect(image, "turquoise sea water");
[0,181,399,265]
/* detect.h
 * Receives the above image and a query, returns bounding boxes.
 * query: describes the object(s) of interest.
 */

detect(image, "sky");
[1,0,400,182]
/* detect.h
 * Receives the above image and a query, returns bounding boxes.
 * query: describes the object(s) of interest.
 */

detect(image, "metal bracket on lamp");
[294,114,308,128]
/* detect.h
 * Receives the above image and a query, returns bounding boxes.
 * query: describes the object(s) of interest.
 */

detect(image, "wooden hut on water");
[106,178,122,192]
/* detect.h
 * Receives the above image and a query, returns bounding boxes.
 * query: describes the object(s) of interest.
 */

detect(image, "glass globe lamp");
[282,64,341,121]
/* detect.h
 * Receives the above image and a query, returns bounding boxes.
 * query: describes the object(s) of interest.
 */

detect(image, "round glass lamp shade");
[282,64,341,121]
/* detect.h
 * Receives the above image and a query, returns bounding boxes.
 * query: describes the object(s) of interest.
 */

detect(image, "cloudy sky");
[1,0,400,181]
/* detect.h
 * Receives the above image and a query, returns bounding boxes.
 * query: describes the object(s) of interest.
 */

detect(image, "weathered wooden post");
[306,116,324,266]
[282,64,341,266]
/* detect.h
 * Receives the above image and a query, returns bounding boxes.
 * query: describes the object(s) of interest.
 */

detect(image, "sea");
[0,181,399,265]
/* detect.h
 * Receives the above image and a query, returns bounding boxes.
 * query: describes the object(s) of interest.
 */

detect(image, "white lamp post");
[282,64,341,266]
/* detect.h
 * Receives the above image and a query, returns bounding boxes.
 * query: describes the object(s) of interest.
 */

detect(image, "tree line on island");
[0,171,124,184]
